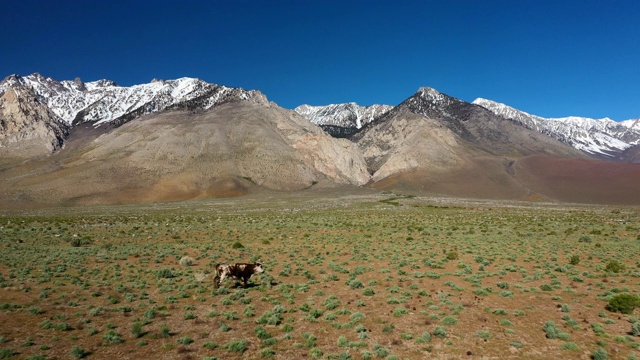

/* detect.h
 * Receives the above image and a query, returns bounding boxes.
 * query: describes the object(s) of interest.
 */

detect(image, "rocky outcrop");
[0,86,69,160]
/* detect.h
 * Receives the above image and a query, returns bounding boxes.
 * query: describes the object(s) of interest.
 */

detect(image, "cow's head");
[254,262,265,274]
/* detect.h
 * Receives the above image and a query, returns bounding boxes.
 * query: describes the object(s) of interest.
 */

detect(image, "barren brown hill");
[0,102,370,207]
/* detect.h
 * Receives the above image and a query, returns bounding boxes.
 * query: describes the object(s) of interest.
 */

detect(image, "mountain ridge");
[2,73,640,206]
[0,73,269,127]
[472,98,640,160]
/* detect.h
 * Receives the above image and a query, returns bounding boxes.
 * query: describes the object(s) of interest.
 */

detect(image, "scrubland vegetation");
[0,194,639,359]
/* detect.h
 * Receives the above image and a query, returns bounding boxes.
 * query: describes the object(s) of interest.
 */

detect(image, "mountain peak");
[417,86,442,97]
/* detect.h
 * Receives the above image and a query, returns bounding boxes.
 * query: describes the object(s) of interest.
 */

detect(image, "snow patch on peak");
[620,118,640,129]
[474,98,640,157]
[294,103,392,129]
[418,86,441,96]
[85,79,118,90]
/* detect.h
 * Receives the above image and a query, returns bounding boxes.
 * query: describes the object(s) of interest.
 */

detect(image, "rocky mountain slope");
[357,87,640,204]
[295,93,640,162]
[0,102,370,206]
[294,103,392,137]
[0,82,69,161]
[0,74,372,206]
[473,98,640,160]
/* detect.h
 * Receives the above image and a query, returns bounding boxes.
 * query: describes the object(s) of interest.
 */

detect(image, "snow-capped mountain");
[0,73,268,127]
[294,102,392,129]
[473,98,640,158]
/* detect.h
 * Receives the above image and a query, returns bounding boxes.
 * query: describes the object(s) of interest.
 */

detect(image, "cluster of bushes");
[606,294,640,314]
[69,235,92,247]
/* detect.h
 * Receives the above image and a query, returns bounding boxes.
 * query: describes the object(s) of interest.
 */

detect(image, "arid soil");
[0,194,638,359]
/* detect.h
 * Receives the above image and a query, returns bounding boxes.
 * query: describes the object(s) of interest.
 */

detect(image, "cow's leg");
[213,275,220,288]
[217,272,228,287]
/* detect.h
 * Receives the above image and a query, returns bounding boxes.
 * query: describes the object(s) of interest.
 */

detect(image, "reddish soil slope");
[513,155,640,205]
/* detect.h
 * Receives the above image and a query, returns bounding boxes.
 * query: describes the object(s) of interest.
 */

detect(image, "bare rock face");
[0,86,69,161]
[292,133,370,185]
[355,108,468,181]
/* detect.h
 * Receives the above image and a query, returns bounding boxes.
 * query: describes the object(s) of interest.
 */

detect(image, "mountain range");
[1,73,639,207]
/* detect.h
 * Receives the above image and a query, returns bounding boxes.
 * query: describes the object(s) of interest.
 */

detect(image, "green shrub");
[446,252,458,260]
[203,341,218,349]
[630,321,640,336]
[102,330,124,344]
[591,347,608,360]
[591,323,606,335]
[363,288,375,296]
[373,344,389,357]
[255,326,272,340]
[231,242,244,249]
[70,236,92,247]
[569,255,580,265]
[223,338,249,353]
[70,346,88,359]
[607,294,640,314]
[337,336,348,347]
[159,324,171,338]
[543,320,569,340]
[433,326,447,338]
[157,268,174,279]
[604,260,626,273]
[309,347,323,359]
[560,342,579,351]
[131,320,143,338]
[392,307,408,316]
[0,349,15,359]
[53,322,73,331]
[260,347,275,358]
[303,333,317,348]
[442,316,457,325]
[348,279,364,289]
[578,236,592,243]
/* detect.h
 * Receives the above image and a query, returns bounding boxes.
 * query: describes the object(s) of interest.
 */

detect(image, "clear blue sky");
[2,0,639,120]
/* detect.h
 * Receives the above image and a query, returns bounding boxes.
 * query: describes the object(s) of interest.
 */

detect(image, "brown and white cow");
[213,262,264,288]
